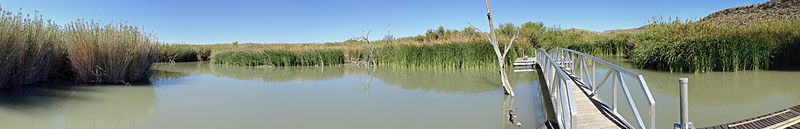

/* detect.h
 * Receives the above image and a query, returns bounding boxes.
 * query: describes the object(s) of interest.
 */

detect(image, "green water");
[0,62,545,129]
[3,58,796,129]
[592,56,800,128]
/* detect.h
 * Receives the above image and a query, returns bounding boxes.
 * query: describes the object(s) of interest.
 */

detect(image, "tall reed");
[376,41,533,69]
[62,20,158,84]
[0,9,60,86]
[629,19,794,72]
[210,47,345,66]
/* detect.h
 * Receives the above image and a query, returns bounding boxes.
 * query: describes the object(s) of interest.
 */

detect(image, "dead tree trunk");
[359,30,375,66]
[469,0,519,97]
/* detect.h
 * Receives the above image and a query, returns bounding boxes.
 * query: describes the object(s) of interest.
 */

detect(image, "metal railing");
[549,48,656,129]
[535,48,578,129]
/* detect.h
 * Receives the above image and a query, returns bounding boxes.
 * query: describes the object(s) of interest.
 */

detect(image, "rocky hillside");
[699,0,800,26]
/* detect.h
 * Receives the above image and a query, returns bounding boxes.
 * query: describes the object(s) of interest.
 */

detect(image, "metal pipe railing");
[549,48,656,129]
[536,48,578,129]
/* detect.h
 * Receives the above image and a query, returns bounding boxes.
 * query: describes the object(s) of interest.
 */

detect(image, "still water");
[594,56,800,128]
[2,59,798,129]
[0,62,544,129]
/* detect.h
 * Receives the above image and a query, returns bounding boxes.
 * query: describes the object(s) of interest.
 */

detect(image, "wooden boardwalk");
[514,57,537,67]
[700,105,800,129]
[562,67,629,129]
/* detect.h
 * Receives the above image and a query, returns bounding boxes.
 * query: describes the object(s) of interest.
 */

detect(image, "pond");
[3,58,796,129]
[0,62,545,129]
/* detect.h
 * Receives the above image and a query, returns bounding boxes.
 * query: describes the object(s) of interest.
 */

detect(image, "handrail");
[535,48,578,129]
[550,48,656,129]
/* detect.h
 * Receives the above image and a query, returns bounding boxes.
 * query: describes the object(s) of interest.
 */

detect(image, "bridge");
[531,48,800,129]
[534,48,655,129]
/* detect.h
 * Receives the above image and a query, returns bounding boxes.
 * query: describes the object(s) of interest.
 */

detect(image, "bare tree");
[469,0,519,97]
[385,24,393,43]
[358,30,375,65]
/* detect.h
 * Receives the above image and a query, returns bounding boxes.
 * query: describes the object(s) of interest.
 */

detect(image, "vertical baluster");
[612,70,618,113]
[571,53,575,73]
[589,59,602,91]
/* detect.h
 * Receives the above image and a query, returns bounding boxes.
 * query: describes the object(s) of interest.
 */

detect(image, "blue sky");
[1,0,767,44]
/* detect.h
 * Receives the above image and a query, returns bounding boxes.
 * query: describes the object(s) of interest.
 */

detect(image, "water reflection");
[152,62,535,94]
[0,83,156,129]
[147,62,544,129]
[501,95,523,129]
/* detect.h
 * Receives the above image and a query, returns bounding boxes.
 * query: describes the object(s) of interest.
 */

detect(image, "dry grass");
[62,20,158,84]
[0,9,60,86]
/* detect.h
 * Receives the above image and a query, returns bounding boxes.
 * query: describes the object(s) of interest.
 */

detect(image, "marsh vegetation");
[0,8,157,86]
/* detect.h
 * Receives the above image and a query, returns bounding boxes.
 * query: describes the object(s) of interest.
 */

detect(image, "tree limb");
[502,29,521,57]
[467,22,492,42]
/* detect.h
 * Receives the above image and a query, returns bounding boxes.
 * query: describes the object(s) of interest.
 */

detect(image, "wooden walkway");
[563,67,629,129]
[700,105,800,129]
[514,57,537,67]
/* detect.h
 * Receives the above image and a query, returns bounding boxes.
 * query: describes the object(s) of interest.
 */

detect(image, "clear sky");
[1,0,768,44]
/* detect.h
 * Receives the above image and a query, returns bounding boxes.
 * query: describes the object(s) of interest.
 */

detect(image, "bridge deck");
[563,67,629,129]
[700,105,800,129]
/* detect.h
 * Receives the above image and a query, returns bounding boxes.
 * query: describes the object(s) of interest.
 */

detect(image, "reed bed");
[164,20,798,72]
[376,41,534,68]
[210,47,345,66]
[629,20,797,72]
[201,40,534,69]
[1,7,159,86]
[62,21,158,84]
[157,44,212,62]
[0,10,60,86]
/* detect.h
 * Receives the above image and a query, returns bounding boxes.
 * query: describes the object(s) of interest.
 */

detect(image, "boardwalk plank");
[558,67,628,129]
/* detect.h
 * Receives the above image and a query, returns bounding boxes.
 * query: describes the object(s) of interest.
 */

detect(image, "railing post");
[591,60,595,89]
[612,70,618,113]
[679,78,689,129]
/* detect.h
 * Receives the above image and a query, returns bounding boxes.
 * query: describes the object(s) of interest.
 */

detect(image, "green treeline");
[0,9,157,86]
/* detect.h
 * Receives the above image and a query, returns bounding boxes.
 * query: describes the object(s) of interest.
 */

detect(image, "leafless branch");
[360,30,371,41]
[502,29,521,57]
[467,22,491,41]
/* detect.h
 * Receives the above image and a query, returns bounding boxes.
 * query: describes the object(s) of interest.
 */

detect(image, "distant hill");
[699,0,800,26]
